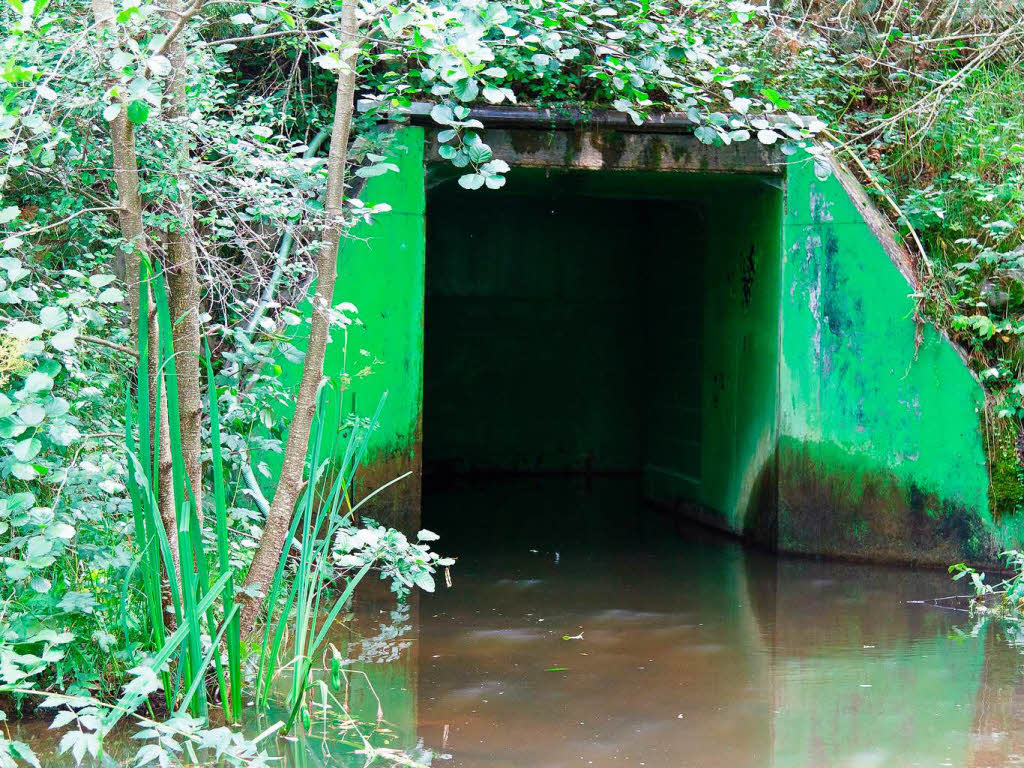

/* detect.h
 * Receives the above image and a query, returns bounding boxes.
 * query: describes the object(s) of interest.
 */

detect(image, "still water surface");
[414,477,1020,768]
[18,477,1024,767]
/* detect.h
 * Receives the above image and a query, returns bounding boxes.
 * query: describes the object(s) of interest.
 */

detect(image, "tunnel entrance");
[423,168,783,539]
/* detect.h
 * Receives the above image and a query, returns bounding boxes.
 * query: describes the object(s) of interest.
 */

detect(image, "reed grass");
[254,392,388,734]
[124,258,241,723]
[124,254,388,735]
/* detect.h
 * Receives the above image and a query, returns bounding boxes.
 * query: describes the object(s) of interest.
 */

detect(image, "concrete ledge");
[425,127,782,174]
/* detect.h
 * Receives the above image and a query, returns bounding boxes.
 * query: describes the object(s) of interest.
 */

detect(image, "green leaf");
[695,126,717,145]
[413,570,435,592]
[17,403,46,426]
[12,437,41,461]
[430,104,455,125]
[7,263,29,282]
[48,421,80,446]
[26,536,50,558]
[57,590,97,615]
[50,329,77,352]
[48,521,75,539]
[458,173,485,190]
[2,491,35,513]
[467,142,492,164]
[9,742,39,768]
[103,103,121,122]
[88,273,117,288]
[453,78,479,101]
[760,87,792,109]
[355,162,400,178]
[109,50,133,71]
[730,97,751,114]
[6,562,30,581]
[12,462,38,480]
[482,158,509,174]
[97,287,125,303]
[482,86,505,104]
[146,55,171,77]
[126,100,149,125]
[7,320,42,340]
[23,371,53,393]
[39,306,66,329]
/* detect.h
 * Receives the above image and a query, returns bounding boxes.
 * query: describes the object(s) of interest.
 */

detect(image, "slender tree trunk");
[155,319,180,576]
[239,0,359,633]
[90,0,143,336]
[92,0,181,582]
[163,0,205,523]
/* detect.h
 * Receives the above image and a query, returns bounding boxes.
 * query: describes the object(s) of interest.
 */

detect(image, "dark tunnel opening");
[422,168,783,544]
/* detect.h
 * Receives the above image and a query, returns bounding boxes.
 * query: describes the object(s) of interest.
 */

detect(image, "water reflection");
[16,477,1024,767]
[412,477,1021,768]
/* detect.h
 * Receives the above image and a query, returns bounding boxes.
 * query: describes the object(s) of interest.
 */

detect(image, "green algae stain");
[779,160,1010,563]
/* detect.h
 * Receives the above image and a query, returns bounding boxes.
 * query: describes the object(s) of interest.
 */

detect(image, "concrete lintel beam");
[389,101,697,133]
[424,127,782,175]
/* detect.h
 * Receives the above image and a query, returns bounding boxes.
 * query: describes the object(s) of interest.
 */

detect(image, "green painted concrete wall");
[274,127,426,528]
[271,124,1021,563]
[644,177,782,539]
[778,159,1015,564]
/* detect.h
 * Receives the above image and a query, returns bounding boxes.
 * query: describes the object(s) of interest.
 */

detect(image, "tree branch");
[79,334,139,358]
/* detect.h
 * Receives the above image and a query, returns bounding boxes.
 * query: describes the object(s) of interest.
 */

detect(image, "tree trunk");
[155,358,180,581]
[239,0,359,633]
[90,0,143,337]
[163,0,205,523]
[92,0,181,585]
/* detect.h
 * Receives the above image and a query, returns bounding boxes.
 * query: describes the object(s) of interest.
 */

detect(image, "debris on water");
[562,631,584,640]
[546,666,569,672]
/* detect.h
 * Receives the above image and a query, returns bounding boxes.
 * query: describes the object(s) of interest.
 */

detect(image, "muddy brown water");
[14,477,1024,767]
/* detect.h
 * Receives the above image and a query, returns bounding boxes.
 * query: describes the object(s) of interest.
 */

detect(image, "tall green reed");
[125,255,390,734]
[124,258,241,723]
[254,390,388,735]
